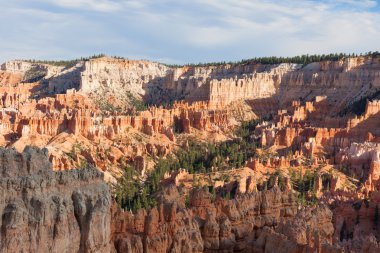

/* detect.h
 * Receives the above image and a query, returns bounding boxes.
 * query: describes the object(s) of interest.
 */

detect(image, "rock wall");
[77,55,380,111]
[207,63,296,106]
[111,186,335,253]
[1,60,36,74]
[1,60,65,79]
[48,63,84,93]
[79,57,169,99]
[0,147,112,253]
[3,55,380,112]
[256,96,380,160]
[204,56,380,109]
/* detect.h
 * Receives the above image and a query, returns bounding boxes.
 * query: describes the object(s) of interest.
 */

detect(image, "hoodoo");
[0,53,380,253]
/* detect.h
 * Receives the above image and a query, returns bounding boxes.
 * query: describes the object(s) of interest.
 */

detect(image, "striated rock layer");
[4,55,380,111]
[74,55,380,111]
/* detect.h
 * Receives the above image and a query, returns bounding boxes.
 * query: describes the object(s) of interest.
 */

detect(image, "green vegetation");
[67,141,84,161]
[126,92,148,112]
[113,118,331,211]
[23,59,80,68]
[99,102,122,113]
[289,168,319,206]
[22,68,47,83]
[165,51,380,68]
[114,166,148,212]
[20,51,380,71]
[114,119,261,212]
[265,170,286,191]
[174,139,255,174]
[95,92,148,113]
[21,54,107,68]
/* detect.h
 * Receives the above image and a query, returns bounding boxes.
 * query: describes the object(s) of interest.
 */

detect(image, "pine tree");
[211,187,216,202]
[185,194,190,207]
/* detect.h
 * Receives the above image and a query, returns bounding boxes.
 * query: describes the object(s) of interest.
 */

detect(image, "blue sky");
[0,0,380,64]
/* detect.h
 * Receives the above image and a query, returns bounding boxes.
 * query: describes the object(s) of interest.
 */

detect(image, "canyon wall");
[204,57,380,109]
[78,55,380,112]
[79,57,169,99]
[4,55,380,114]
[0,147,112,253]
[1,60,84,92]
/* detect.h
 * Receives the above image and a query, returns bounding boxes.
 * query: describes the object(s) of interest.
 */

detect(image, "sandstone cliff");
[77,55,380,112]
[4,55,380,113]
[80,57,169,98]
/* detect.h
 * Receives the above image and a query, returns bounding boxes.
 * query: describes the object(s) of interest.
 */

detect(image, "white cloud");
[0,0,379,64]
[36,0,153,12]
[326,0,377,9]
[41,0,121,12]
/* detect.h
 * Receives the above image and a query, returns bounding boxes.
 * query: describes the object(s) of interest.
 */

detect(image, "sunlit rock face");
[111,186,337,253]
[77,56,380,110]
[79,57,170,100]
[6,55,377,110]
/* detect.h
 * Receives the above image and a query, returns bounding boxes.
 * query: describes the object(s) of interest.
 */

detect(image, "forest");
[114,119,260,212]
[165,51,380,68]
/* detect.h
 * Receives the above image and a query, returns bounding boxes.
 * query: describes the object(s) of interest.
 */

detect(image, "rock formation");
[0,147,112,253]
[111,186,338,253]
[0,54,380,252]
[80,57,169,99]
[4,55,380,110]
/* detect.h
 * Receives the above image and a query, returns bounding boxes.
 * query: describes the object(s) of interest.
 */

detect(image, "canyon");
[0,54,379,252]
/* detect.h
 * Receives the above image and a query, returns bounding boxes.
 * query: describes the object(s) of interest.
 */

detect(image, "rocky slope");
[0,147,112,253]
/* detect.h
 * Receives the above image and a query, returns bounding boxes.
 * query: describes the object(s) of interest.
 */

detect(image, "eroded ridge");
[0,147,111,253]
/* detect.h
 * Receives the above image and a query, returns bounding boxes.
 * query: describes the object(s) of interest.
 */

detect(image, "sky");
[0,0,380,64]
